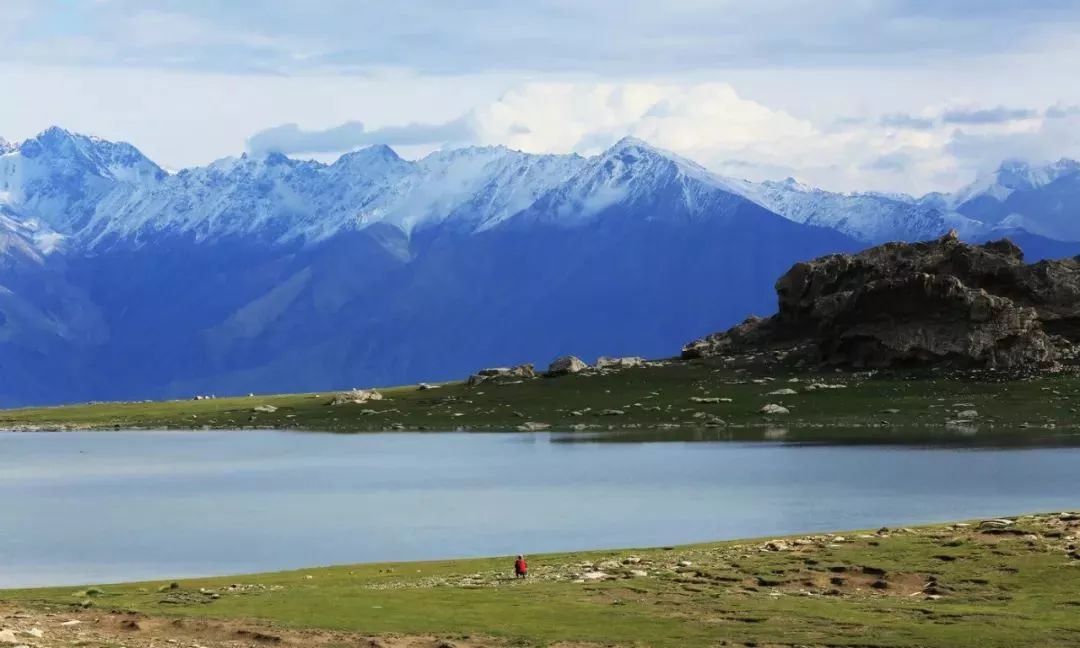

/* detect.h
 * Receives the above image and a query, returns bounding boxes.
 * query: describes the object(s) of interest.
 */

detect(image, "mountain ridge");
[3,127,1079,248]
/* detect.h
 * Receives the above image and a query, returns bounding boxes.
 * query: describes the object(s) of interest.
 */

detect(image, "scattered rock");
[516,422,551,431]
[956,409,979,419]
[759,403,790,415]
[767,388,798,396]
[252,405,278,413]
[601,409,626,416]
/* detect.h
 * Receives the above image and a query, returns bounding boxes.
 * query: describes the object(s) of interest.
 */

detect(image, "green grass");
[5,514,1080,647]
[2,359,1079,439]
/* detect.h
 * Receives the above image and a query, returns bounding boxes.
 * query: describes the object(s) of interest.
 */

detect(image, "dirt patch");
[0,604,508,648]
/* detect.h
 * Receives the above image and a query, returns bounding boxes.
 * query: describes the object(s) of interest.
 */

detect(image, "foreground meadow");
[3,513,1079,647]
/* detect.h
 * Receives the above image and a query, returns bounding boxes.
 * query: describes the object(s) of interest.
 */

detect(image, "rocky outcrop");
[684,232,1080,371]
[466,364,537,386]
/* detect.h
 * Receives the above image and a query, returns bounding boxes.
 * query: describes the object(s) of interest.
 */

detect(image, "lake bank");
[4,512,1079,647]
[1,360,1078,434]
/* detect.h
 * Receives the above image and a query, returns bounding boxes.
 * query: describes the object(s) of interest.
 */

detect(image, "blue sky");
[3,0,1080,193]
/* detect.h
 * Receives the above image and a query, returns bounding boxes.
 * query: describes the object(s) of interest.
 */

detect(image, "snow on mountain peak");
[2,126,1077,251]
[954,157,1080,206]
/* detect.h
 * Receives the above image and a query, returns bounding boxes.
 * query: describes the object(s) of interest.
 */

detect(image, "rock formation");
[684,231,1080,371]
[466,364,537,386]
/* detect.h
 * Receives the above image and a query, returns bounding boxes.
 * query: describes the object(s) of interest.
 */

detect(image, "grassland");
[1,358,1078,439]
[3,513,1079,647]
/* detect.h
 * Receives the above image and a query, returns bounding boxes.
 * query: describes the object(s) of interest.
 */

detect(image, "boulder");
[547,355,588,376]
[683,233,1080,371]
[759,403,790,415]
[766,388,798,396]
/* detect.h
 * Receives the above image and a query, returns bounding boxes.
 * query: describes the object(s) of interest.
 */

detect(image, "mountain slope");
[953,159,1080,241]
[0,127,164,234]
[76,144,586,249]
[734,178,988,244]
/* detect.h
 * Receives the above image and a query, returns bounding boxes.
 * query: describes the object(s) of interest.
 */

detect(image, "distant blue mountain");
[0,128,1077,405]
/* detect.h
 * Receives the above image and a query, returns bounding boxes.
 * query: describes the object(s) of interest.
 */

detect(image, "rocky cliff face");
[684,231,1080,371]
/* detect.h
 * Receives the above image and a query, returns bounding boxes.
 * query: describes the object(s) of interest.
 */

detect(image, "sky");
[3,0,1080,194]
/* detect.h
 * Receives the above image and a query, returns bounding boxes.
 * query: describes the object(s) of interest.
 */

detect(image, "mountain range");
[1,127,1078,406]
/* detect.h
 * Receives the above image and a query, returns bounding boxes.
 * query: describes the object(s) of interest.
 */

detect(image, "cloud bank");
[247,117,476,155]
[248,82,1080,194]
[7,1,1080,75]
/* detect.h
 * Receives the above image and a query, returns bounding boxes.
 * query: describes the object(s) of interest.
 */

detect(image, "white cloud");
[464,82,958,193]
[3,68,1079,196]
[246,117,476,155]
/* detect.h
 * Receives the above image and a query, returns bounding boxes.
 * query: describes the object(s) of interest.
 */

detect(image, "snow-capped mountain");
[29,136,587,248]
[953,159,1080,207]
[949,159,1080,241]
[513,137,753,228]
[0,127,165,235]
[733,177,989,244]
[5,128,1076,250]
[0,126,1077,406]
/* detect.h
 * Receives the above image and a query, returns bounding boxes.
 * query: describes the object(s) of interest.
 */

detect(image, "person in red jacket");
[514,555,528,579]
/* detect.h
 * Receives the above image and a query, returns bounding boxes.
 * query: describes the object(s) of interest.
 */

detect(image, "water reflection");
[550,425,1080,448]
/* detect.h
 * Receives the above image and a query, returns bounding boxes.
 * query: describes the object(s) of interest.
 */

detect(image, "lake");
[2,429,1078,588]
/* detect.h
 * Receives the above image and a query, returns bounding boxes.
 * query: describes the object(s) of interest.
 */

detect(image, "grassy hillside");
[1,359,1077,437]
[3,513,1079,647]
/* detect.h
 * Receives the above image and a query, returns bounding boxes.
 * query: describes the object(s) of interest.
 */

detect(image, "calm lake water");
[2,429,1078,588]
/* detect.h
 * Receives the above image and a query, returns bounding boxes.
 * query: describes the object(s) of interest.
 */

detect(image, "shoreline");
[0,511,1070,591]
[3,511,1078,647]
[2,360,1079,435]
